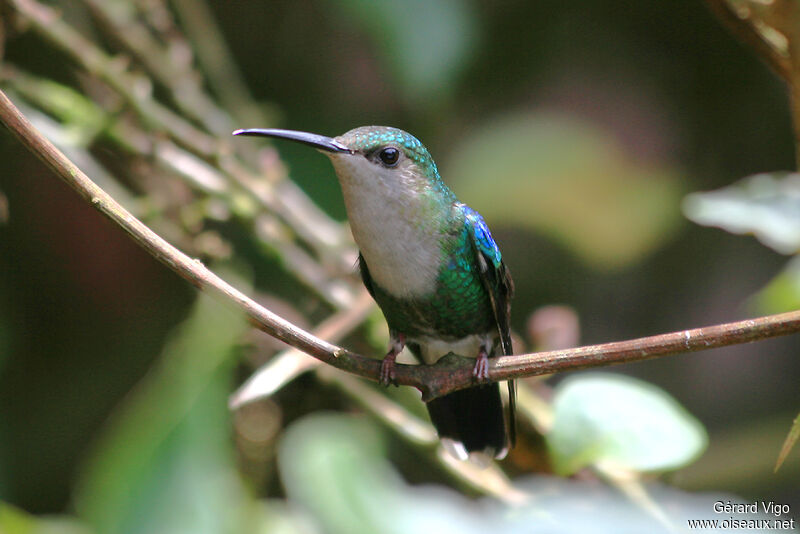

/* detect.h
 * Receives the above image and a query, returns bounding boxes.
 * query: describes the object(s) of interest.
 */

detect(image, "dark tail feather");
[426,383,508,458]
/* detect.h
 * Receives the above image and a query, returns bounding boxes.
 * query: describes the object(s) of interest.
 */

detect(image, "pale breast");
[332,156,446,298]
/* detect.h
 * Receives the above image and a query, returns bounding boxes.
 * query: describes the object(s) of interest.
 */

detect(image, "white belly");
[416,333,492,365]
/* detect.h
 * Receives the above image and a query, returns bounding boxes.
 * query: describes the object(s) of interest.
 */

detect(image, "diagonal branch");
[6,0,352,272]
[2,88,800,401]
[704,0,792,84]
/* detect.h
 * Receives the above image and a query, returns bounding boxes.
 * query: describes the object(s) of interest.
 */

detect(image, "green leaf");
[74,292,254,534]
[546,374,707,475]
[0,502,89,534]
[749,255,800,314]
[10,72,106,146]
[504,477,783,533]
[278,413,495,534]
[683,172,800,255]
[446,113,684,270]
[280,414,760,533]
[775,412,800,472]
[336,0,477,104]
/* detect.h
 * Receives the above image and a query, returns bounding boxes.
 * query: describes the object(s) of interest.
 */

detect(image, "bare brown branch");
[706,0,800,186]
[2,88,800,401]
[704,0,792,84]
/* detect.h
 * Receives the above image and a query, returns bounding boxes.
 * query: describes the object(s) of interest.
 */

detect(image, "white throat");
[330,155,446,298]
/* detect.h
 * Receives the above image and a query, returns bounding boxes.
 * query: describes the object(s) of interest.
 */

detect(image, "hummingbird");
[234,126,515,460]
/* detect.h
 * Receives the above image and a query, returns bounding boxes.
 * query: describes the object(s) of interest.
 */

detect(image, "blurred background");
[0,0,798,532]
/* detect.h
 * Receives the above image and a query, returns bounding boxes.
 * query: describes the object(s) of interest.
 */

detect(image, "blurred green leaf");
[775,412,800,472]
[255,500,320,534]
[278,413,498,534]
[749,255,800,314]
[683,172,800,255]
[336,0,476,104]
[505,477,784,533]
[279,414,767,533]
[74,292,255,534]
[0,502,89,534]
[9,72,106,146]
[546,374,707,475]
[363,305,390,350]
[447,113,684,269]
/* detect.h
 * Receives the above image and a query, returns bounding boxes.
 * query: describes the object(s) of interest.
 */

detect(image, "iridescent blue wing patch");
[461,203,516,445]
[463,205,503,268]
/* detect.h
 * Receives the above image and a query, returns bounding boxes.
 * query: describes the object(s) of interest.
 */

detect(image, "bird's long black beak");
[232,128,353,154]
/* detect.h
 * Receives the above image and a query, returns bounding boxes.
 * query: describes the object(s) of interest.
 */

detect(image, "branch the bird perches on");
[2,89,800,401]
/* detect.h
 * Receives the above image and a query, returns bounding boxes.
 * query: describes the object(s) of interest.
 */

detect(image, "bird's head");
[233,126,450,197]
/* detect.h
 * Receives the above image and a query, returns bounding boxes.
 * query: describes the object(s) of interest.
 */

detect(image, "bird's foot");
[472,348,490,383]
[380,334,405,387]
[380,354,397,387]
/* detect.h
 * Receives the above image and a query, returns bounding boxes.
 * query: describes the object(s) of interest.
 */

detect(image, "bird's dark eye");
[378,147,400,167]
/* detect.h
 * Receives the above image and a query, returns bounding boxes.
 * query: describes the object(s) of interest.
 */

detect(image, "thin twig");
[704,0,792,84]
[0,86,350,359]
[79,0,231,135]
[1,65,355,308]
[229,289,375,408]
[8,0,352,271]
[2,88,800,401]
[229,284,521,499]
[168,0,267,128]
[766,0,800,170]
[9,0,217,158]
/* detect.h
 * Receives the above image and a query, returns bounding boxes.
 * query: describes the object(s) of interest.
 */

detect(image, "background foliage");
[0,0,798,532]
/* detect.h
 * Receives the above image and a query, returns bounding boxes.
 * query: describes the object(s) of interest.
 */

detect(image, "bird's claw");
[380,335,405,387]
[380,356,397,387]
[472,350,490,382]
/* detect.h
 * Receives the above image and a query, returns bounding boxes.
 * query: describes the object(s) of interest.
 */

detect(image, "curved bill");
[232,128,353,154]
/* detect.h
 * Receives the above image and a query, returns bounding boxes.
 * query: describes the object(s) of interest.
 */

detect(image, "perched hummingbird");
[234,126,515,460]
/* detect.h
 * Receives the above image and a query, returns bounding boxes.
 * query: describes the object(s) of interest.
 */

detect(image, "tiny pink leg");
[380,334,405,387]
[473,346,490,382]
